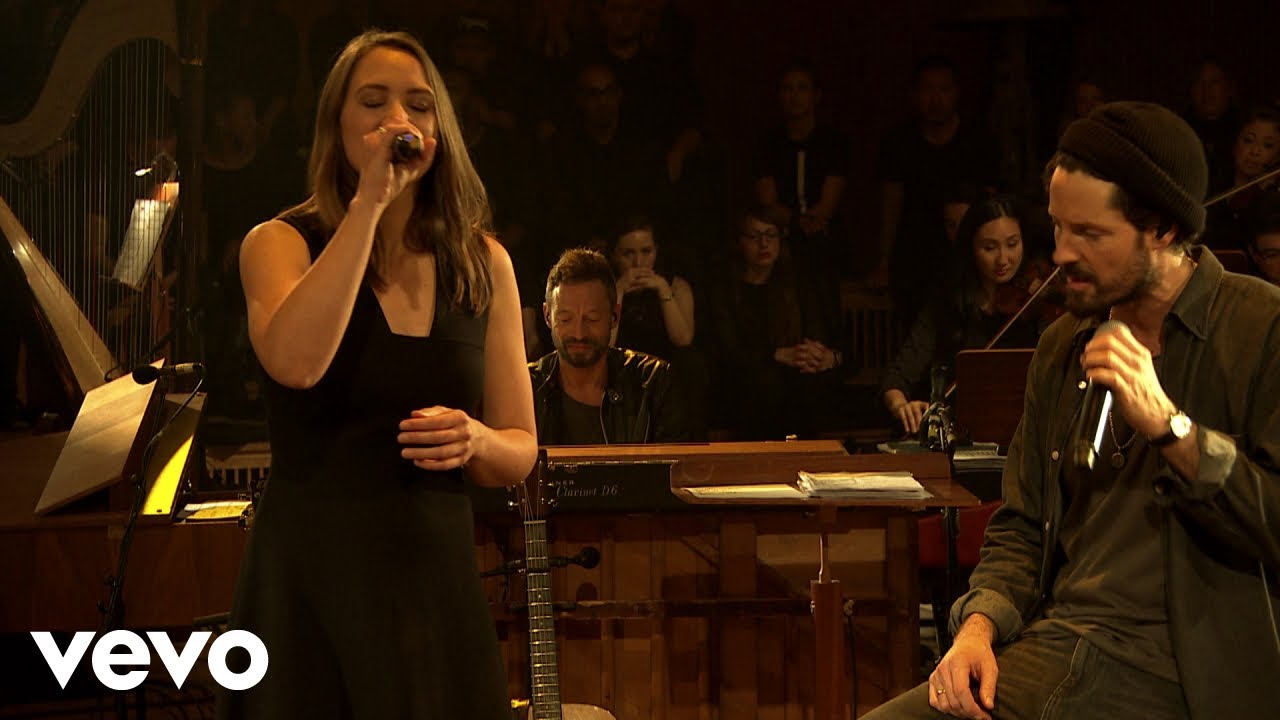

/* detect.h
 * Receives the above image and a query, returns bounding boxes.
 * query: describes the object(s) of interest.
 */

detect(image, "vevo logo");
[31,630,268,691]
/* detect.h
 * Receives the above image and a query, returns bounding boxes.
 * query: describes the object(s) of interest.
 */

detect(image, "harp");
[1,0,190,424]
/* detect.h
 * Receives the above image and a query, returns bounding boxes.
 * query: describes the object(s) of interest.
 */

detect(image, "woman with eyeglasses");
[707,204,843,440]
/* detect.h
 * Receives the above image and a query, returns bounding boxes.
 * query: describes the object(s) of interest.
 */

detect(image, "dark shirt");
[617,284,677,361]
[1184,107,1240,197]
[558,393,606,445]
[707,272,838,439]
[878,118,998,258]
[752,124,851,216]
[529,348,689,445]
[577,42,702,146]
[537,123,666,260]
[881,298,1041,402]
[206,5,299,113]
[1202,185,1273,251]
[1028,399,1175,681]
[950,247,1280,717]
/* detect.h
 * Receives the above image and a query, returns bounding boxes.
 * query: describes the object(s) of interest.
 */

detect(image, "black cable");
[95,373,205,719]
[1257,472,1280,661]
[844,603,859,718]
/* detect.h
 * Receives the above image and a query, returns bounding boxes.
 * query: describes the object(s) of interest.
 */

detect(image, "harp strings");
[1,38,174,380]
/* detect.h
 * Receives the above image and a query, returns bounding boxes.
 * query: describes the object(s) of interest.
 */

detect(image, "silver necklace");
[1105,307,1138,468]
[1108,410,1138,469]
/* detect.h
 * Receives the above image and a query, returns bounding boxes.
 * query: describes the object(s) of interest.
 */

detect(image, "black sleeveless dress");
[219,214,510,719]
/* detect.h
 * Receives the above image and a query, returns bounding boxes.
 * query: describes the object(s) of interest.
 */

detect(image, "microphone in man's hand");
[1071,320,1126,470]
[131,362,204,384]
[391,132,423,163]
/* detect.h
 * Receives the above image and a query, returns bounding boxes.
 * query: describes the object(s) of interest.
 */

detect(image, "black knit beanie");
[1058,101,1208,237]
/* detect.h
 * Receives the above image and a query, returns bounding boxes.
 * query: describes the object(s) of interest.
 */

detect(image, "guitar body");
[563,704,616,720]
[520,703,616,720]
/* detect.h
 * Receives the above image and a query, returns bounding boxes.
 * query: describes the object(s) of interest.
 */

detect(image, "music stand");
[112,194,178,291]
[953,348,1034,447]
[35,362,163,515]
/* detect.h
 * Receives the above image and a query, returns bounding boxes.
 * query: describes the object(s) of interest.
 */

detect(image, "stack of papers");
[796,470,932,500]
[952,442,1005,472]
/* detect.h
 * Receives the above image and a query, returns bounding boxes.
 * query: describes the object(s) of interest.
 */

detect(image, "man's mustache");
[1063,263,1097,282]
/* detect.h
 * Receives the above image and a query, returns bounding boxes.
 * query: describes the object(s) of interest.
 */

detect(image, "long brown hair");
[283,30,493,312]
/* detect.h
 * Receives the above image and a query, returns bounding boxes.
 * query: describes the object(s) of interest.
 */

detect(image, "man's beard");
[555,336,608,369]
[1063,248,1157,317]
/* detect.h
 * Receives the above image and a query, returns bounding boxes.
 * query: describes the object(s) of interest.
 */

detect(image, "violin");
[992,256,1066,323]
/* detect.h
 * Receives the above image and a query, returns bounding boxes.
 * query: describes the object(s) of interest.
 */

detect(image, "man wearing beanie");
[865,101,1280,719]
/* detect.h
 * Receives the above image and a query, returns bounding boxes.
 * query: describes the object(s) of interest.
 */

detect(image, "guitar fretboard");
[524,519,562,720]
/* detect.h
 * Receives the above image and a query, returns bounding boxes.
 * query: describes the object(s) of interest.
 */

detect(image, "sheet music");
[796,470,932,500]
[682,484,807,500]
[112,198,174,290]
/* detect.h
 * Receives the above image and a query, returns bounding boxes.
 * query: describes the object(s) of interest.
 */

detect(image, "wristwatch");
[1149,410,1193,447]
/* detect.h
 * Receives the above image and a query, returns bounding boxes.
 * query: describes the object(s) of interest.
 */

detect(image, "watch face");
[1171,412,1193,438]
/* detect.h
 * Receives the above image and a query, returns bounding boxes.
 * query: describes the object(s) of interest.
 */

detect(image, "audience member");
[752,61,851,278]
[707,206,844,440]
[435,13,527,132]
[206,0,300,152]
[609,214,709,437]
[609,214,696,355]
[1248,191,1280,285]
[882,195,1053,435]
[442,66,532,253]
[535,61,667,263]
[941,183,984,246]
[1184,58,1241,196]
[638,0,696,70]
[203,90,305,417]
[877,55,999,324]
[1057,78,1105,139]
[529,248,689,444]
[582,0,704,182]
[1203,105,1280,249]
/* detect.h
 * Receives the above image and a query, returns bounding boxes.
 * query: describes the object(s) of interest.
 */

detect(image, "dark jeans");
[862,633,1189,720]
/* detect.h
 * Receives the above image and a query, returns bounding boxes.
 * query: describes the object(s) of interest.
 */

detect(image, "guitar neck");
[524,519,562,720]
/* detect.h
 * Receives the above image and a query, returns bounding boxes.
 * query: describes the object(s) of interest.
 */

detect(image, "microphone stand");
[98,369,205,718]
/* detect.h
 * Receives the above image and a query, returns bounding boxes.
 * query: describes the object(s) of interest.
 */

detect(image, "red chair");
[918,500,1003,654]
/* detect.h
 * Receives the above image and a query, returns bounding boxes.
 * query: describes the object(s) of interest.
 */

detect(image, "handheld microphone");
[1071,320,1125,470]
[391,132,423,163]
[131,362,205,384]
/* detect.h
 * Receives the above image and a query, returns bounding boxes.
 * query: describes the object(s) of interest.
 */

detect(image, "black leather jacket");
[529,348,689,445]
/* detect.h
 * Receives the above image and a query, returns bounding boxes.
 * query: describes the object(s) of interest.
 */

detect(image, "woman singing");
[220,30,536,719]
